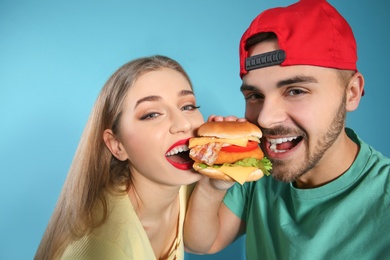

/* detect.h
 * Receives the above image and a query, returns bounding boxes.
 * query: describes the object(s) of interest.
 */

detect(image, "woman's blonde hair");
[35,55,192,260]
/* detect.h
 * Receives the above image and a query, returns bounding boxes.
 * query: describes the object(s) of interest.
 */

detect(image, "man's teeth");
[268,136,298,144]
[166,145,189,156]
[267,136,298,153]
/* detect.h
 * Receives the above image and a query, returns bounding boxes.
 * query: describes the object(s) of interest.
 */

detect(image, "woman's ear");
[346,72,365,112]
[103,129,128,161]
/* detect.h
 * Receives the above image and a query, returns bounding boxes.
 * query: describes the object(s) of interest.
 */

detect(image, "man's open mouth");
[267,136,302,153]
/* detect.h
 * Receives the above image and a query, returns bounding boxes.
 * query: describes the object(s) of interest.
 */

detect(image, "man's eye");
[287,89,305,96]
[244,93,263,101]
[182,105,200,111]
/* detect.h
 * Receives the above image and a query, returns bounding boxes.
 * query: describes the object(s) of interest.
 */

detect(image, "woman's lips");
[166,138,195,171]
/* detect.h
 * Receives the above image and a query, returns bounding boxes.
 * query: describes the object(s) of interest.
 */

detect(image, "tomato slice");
[221,141,258,153]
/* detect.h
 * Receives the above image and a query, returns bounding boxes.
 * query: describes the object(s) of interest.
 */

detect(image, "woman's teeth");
[166,145,189,156]
[267,136,298,153]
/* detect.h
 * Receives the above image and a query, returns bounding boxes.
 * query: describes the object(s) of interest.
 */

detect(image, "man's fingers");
[207,115,246,122]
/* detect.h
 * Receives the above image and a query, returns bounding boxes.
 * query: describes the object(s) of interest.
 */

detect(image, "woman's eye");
[140,112,160,120]
[182,105,200,111]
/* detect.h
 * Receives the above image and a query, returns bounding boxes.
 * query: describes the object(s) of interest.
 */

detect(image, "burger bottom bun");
[193,163,264,182]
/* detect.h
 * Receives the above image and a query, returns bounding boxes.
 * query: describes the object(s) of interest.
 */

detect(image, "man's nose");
[257,97,287,129]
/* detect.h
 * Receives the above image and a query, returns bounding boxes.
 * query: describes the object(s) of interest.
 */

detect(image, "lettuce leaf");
[197,157,272,176]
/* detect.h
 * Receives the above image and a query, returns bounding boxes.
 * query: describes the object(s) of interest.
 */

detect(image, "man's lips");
[166,138,194,171]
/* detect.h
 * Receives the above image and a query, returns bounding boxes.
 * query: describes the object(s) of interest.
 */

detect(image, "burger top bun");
[197,121,262,140]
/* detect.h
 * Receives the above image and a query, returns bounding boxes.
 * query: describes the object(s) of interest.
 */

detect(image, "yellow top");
[61,185,192,260]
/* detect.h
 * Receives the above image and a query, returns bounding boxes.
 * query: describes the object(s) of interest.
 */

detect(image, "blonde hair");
[35,55,192,260]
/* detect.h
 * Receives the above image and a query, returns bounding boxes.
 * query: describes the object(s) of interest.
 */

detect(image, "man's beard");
[270,95,347,183]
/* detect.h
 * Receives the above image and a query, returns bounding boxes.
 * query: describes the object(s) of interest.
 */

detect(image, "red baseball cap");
[239,0,358,78]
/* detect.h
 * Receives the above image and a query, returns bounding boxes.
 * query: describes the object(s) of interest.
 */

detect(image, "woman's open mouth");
[166,140,194,170]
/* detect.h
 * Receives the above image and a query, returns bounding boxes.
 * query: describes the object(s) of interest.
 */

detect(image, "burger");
[189,121,272,184]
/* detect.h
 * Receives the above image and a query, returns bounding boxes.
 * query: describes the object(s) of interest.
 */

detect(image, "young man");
[184,0,390,259]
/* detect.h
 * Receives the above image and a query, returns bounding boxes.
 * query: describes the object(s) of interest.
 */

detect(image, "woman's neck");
[128,172,180,215]
[128,175,181,258]
[128,182,180,219]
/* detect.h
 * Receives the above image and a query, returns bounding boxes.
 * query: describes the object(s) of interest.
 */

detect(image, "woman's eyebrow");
[179,89,195,96]
[134,90,195,109]
[134,95,161,109]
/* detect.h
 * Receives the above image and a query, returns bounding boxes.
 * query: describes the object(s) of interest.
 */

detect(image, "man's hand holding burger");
[184,116,271,254]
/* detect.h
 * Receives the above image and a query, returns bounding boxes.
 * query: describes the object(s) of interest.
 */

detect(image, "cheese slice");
[189,136,259,148]
[218,166,258,185]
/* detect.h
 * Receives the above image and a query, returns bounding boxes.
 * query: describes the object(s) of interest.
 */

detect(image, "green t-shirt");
[224,129,390,259]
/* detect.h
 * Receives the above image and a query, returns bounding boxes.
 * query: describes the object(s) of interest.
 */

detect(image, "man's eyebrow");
[240,83,257,92]
[276,76,318,88]
[134,90,195,109]
[240,76,318,92]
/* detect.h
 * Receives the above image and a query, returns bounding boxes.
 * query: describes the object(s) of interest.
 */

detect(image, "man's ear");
[346,72,365,112]
[103,129,128,161]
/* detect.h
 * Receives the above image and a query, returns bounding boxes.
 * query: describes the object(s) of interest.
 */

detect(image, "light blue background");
[1,1,389,259]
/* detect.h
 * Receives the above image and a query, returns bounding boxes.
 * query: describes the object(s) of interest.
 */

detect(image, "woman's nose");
[169,111,192,134]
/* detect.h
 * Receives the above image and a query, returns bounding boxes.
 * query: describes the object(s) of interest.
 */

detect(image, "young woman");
[35,55,204,259]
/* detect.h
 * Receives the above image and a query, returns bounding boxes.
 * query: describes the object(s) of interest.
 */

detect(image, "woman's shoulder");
[61,192,155,259]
